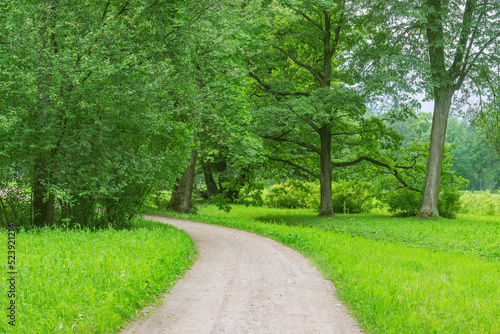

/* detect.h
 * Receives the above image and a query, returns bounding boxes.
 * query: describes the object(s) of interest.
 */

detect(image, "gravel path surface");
[121,215,363,334]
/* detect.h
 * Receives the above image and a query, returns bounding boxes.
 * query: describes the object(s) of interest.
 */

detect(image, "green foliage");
[0,218,196,333]
[153,205,500,333]
[0,0,200,227]
[383,188,423,217]
[375,141,467,218]
[460,191,500,216]
[0,183,31,229]
[383,187,462,219]
[144,190,172,210]
[438,188,462,219]
[233,179,266,207]
[332,180,374,214]
[264,180,319,209]
[263,179,374,214]
[209,193,232,213]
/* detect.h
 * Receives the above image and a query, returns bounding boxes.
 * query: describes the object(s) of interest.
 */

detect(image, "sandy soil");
[121,215,363,334]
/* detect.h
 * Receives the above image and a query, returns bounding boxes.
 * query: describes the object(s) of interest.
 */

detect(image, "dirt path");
[121,215,363,334]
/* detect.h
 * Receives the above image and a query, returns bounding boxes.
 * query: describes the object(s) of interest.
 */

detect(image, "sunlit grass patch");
[0,218,196,334]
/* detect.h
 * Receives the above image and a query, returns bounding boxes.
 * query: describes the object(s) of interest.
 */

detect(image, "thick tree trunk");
[168,150,198,213]
[318,126,334,216]
[417,87,454,218]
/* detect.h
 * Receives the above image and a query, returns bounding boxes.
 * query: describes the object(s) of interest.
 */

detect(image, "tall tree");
[0,0,194,227]
[246,0,414,216]
[166,0,262,212]
[362,0,500,218]
[470,65,500,158]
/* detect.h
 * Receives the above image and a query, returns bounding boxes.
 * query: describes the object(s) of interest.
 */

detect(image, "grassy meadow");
[148,204,500,333]
[0,218,197,334]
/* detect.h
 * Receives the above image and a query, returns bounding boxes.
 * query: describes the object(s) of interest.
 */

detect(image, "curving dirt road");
[121,215,363,334]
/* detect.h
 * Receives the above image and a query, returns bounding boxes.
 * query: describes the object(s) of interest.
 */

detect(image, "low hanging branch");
[265,155,320,179]
[265,152,420,192]
[331,155,421,192]
[260,134,321,155]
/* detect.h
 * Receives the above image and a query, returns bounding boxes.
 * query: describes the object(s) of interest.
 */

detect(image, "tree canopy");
[1,0,498,226]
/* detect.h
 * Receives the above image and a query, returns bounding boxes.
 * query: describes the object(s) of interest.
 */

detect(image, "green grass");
[0,218,197,334]
[148,204,500,333]
[252,208,500,261]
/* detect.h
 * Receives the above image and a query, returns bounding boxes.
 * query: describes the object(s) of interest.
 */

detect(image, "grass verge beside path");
[201,206,500,262]
[148,205,500,333]
[0,218,197,334]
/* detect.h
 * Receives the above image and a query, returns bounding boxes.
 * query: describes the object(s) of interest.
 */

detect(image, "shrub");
[332,180,374,214]
[305,184,321,209]
[234,180,265,207]
[264,180,318,209]
[438,188,462,218]
[383,188,423,217]
[144,190,171,209]
[264,179,374,213]
[383,187,462,218]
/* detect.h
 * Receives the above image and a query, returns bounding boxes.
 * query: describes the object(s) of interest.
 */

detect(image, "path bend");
[121,215,362,334]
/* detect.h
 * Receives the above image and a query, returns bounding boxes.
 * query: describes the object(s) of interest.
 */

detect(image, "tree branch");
[457,30,500,89]
[331,156,420,191]
[287,105,321,134]
[449,0,476,79]
[116,1,129,18]
[248,72,310,96]
[260,134,321,155]
[276,46,324,85]
[102,2,111,22]
[329,12,343,59]
[266,155,320,179]
[331,128,379,137]
[297,10,322,31]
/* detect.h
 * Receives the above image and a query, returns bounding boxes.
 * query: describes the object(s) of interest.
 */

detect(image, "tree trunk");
[202,163,219,198]
[168,150,198,213]
[33,157,55,226]
[32,1,58,227]
[318,126,334,216]
[417,87,454,218]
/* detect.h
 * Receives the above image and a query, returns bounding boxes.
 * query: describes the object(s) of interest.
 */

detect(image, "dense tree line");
[0,0,226,227]
[1,0,498,227]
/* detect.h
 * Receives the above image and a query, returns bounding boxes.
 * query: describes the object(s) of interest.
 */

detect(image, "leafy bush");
[264,179,374,213]
[264,180,318,209]
[144,190,172,209]
[383,188,423,217]
[383,187,462,218]
[438,188,462,218]
[332,180,374,214]
[234,180,265,207]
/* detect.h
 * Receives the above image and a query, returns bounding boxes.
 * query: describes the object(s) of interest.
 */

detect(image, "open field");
[0,218,196,334]
[148,205,500,333]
